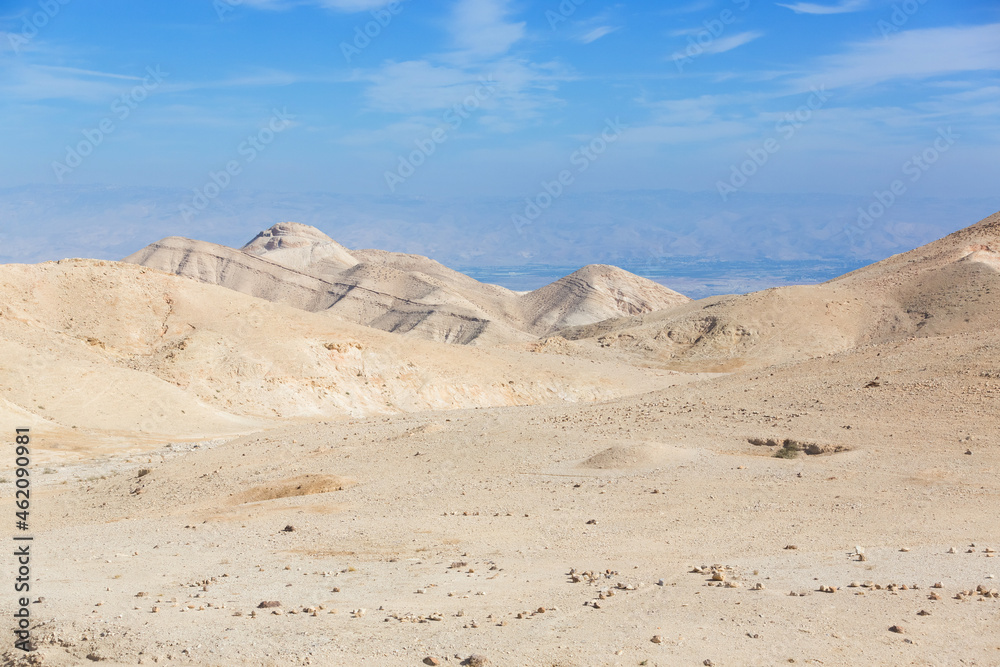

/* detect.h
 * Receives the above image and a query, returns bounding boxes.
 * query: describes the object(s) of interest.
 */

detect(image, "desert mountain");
[124,222,689,345]
[558,210,1000,370]
[0,258,677,443]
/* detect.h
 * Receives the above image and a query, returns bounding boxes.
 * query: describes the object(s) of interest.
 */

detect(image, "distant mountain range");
[125,222,689,346]
[3,185,998,295]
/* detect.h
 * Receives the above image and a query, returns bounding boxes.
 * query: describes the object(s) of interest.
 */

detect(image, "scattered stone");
[917,610,931,616]
[651,635,663,644]
[424,658,441,666]
[900,547,910,552]
[257,601,281,608]
[752,583,765,590]
[784,545,798,550]
[889,625,905,634]
[848,581,861,588]
[586,519,597,525]
[137,468,151,478]
[711,572,726,582]
[947,547,957,554]
[464,654,489,667]
[282,525,295,532]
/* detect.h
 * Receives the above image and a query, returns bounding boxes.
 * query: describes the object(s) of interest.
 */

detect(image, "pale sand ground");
[5,327,1000,666]
[1,213,999,666]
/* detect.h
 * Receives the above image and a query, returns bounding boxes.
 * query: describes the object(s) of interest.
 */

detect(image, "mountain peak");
[242,222,336,253]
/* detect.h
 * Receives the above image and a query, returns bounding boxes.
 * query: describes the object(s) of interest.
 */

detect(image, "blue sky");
[1,0,999,270]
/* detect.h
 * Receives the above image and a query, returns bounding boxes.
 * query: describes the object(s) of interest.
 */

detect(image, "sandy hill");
[124,223,690,345]
[14,291,1000,666]
[6,215,1000,666]
[0,258,677,449]
[558,210,1000,370]
[242,221,359,277]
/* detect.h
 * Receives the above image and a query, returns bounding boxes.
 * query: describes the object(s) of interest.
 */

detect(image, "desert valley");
[1,212,999,666]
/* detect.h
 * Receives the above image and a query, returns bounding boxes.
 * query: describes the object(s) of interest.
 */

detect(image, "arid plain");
[2,214,1000,666]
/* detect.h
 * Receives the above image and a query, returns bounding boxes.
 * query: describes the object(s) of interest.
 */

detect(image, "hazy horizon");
[3,0,999,274]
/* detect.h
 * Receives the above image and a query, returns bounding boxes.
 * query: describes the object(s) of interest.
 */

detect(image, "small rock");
[282,525,295,532]
[651,635,663,644]
[586,519,597,525]
[917,610,931,616]
[848,581,861,588]
[784,545,798,550]
[424,658,441,666]
[947,547,957,554]
[928,592,942,601]
[932,582,943,588]
[464,655,489,667]
[889,625,905,634]
[711,572,726,582]
[257,601,281,608]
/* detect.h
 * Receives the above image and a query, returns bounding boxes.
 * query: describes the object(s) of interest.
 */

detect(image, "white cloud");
[702,31,763,55]
[670,30,763,61]
[449,0,525,59]
[776,0,868,15]
[362,60,482,113]
[578,26,619,44]
[360,57,568,123]
[791,23,1000,91]
[0,62,130,101]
